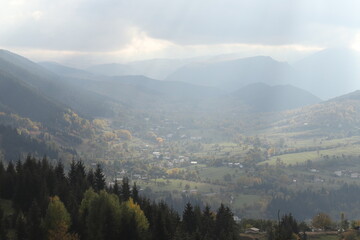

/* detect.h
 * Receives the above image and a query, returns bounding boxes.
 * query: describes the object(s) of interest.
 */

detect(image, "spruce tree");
[94,164,106,192]
[182,202,196,234]
[27,200,44,240]
[131,182,139,203]
[120,177,131,201]
[0,206,7,240]
[15,212,27,240]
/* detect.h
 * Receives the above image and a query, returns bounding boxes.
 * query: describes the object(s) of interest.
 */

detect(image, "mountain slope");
[0,49,115,118]
[83,75,223,110]
[270,90,360,134]
[86,63,133,76]
[165,56,294,90]
[292,48,360,99]
[39,61,96,80]
[86,58,190,79]
[233,83,321,112]
[0,124,59,161]
[0,70,66,125]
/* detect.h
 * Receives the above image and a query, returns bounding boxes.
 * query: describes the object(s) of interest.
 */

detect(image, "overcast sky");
[1,0,360,66]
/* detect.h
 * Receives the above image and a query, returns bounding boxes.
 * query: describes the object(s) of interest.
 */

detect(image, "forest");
[2,156,360,240]
[0,156,239,240]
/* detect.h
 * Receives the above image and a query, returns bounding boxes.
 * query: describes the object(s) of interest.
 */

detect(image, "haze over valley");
[2,1,360,239]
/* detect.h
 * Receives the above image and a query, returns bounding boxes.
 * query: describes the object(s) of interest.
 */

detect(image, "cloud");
[1,0,360,62]
[31,10,43,21]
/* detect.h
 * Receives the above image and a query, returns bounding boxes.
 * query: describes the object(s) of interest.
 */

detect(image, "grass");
[136,178,221,193]
[232,194,263,209]
[262,143,360,165]
[306,232,339,240]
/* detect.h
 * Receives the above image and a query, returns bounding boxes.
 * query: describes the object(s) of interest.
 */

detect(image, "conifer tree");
[131,182,139,203]
[94,164,106,192]
[15,212,27,240]
[27,200,44,240]
[182,202,196,234]
[0,206,7,240]
[112,180,120,197]
[120,177,131,201]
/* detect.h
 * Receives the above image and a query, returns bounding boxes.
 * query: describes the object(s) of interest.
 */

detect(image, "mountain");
[0,70,65,125]
[271,90,360,134]
[292,47,360,100]
[39,61,96,80]
[86,58,191,80]
[0,49,115,118]
[165,56,294,90]
[83,75,223,110]
[126,58,191,79]
[86,63,133,76]
[232,83,321,112]
[0,124,59,161]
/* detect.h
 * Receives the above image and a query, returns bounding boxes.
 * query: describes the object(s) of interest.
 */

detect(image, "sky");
[1,0,360,67]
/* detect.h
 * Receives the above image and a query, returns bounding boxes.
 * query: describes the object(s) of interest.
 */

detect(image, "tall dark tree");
[200,205,215,240]
[87,168,95,190]
[120,177,131,201]
[276,214,299,240]
[0,206,7,240]
[15,212,27,240]
[27,200,44,240]
[94,164,106,192]
[131,182,139,203]
[215,204,238,240]
[182,202,196,234]
[112,181,120,197]
[3,161,16,199]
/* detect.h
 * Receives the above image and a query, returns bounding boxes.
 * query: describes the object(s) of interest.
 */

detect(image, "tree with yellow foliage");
[44,196,79,240]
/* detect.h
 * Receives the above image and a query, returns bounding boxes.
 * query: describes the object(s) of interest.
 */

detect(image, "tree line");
[0,156,239,240]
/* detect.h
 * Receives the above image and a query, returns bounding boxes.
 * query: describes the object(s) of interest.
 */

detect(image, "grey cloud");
[2,0,360,51]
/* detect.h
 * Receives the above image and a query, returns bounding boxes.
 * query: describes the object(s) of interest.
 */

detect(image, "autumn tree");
[312,212,333,231]
[44,196,78,240]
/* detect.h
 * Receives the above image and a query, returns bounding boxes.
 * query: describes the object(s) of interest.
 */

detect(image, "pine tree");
[112,181,120,197]
[131,182,139,203]
[3,161,16,199]
[87,169,95,190]
[201,205,215,240]
[120,177,131,201]
[15,212,27,240]
[27,200,44,240]
[182,202,196,234]
[94,164,106,192]
[0,206,7,240]
[215,204,238,240]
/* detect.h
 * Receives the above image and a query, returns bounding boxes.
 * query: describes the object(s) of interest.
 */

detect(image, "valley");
[1,49,360,221]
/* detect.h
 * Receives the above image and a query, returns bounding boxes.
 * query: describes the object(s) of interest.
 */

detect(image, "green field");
[262,143,360,165]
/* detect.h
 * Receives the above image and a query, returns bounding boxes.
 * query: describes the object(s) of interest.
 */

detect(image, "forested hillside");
[0,157,239,240]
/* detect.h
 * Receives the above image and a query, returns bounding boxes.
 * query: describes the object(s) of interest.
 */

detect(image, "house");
[351,173,359,178]
[245,227,260,234]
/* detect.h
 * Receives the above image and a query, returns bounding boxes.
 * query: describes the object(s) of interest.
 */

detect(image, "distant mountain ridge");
[233,83,321,112]
[0,49,115,118]
[165,56,294,90]
[292,47,360,99]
